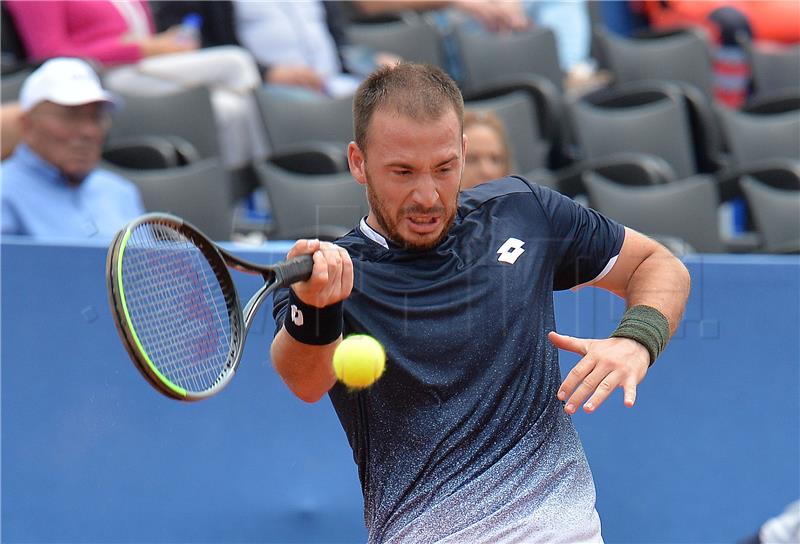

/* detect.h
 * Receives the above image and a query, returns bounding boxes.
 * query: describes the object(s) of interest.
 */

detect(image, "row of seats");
[585,172,799,254]
[95,76,799,252]
[2,15,798,252]
[345,15,800,103]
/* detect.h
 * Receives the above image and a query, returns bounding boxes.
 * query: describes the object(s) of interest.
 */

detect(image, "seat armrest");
[553,152,677,198]
[715,158,800,202]
[723,233,763,254]
[103,135,181,169]
[104,135,203,169]
[268,141,349,175]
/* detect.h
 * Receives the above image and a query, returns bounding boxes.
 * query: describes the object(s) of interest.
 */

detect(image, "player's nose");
[411,174,439,208]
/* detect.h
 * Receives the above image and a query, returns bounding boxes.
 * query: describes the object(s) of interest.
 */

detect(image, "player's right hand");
[287,239,353,309]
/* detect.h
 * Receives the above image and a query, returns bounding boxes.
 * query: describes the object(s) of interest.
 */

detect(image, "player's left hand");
[548,332,650,415]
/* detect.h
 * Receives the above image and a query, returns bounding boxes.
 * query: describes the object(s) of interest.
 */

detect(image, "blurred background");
[1,1,798,543]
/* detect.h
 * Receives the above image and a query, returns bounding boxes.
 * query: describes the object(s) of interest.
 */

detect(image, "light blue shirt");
[234,0,341,77]
[1,144,144,238]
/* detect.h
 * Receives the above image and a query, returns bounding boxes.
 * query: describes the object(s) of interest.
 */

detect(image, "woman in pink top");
[6,0,267,169]
[5,0,190,66]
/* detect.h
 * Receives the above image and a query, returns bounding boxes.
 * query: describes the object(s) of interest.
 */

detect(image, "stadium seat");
[106,86,219,161]
[742,89,800,115]
[465,76,560,176]
[583,171,724,253]
[717,105,800,167]
[743,41,800,99]
[254,161,368,241]
[713,98,800,206]
[740,176,800,253]
[254,89,352,164]
[105,158,233,241]
[568,81,701,179]
[102,135,187,170]
[346,18,444,68]
[595,27,715,99]
[455,25,563,95]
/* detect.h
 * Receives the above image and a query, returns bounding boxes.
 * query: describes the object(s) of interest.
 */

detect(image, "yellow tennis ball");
[333,335,386,389]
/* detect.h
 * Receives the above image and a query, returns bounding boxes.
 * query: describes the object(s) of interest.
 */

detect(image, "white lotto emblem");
[497,238,526,264]
[290,304,304,326]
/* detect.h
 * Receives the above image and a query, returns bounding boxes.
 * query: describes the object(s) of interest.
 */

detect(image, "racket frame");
[106,213,308,401]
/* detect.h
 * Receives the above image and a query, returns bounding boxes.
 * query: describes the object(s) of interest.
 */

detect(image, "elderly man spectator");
[1,58,144,238]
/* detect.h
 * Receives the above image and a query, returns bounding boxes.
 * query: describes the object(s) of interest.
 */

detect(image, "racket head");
[106,213,244,401]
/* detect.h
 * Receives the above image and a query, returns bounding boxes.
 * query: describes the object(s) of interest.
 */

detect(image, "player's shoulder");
[459,175,555,215]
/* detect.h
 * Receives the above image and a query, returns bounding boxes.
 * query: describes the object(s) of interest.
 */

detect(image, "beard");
[365,170,457,251]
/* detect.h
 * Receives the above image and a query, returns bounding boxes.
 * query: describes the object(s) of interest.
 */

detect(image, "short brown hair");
[353,62,464,155]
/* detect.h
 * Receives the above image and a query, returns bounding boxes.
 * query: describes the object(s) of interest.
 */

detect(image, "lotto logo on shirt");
[497,238,526,264]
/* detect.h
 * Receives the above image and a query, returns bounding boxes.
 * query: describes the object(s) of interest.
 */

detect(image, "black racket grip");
[274,254,314,288]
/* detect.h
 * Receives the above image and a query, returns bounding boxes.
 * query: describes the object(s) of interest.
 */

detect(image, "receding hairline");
[353,62,464,154]
[360,101,463,152]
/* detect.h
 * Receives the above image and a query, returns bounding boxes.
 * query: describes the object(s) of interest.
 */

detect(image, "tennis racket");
[106,213,313,401]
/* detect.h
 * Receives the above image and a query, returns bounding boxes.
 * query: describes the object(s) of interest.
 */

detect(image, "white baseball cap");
[19,57,120,113]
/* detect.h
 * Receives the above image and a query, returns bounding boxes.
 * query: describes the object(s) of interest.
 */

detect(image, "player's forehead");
[365,107,462,165]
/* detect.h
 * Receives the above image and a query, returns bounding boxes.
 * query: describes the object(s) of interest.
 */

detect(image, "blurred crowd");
[0,0,798,254]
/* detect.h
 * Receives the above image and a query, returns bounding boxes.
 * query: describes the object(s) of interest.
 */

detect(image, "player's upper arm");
[590,227,671,298]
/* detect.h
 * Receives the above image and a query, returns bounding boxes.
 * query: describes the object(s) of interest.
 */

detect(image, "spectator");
[1,103,23,160]
[461,109,512,189]
[153,1,400,99]
[351,1,530,33]
[5,0,267,168]
[759,500,800,543]
[741,500,800,543]
[523,0,606,90]
[234,0,400,98]
[634,1,800,106]
[350,0,530,85]
[1,58,144,238]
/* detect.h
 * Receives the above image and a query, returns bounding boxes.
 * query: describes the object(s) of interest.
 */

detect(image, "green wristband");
[610,305,670,366]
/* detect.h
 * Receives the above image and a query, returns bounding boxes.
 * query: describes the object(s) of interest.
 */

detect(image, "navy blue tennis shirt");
[273,177,625,543]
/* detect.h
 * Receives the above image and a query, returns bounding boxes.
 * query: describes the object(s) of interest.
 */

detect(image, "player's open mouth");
[406,216,440,234]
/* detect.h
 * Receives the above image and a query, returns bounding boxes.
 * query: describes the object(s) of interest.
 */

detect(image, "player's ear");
[348,141,367,186]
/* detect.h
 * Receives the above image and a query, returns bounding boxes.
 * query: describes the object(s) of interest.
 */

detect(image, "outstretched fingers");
[557,353,596,412]
[548,331,590,356]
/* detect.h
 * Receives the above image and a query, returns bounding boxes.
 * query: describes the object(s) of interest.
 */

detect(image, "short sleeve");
[272,287,290,337]
[524,179,625,291]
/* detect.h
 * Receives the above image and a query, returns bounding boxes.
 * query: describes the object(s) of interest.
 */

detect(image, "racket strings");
[121,223,238,393]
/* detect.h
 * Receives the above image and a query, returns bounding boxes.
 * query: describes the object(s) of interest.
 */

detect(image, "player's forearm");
[271,328,339,403]
[622,248,690,336]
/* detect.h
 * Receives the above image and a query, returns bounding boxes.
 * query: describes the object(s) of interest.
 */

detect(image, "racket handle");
[274,254,314,287]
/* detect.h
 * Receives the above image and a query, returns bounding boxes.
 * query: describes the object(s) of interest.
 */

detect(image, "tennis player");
[271,63,690,543]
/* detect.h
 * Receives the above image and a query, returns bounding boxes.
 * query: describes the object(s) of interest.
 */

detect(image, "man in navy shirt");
[272,63,690,542]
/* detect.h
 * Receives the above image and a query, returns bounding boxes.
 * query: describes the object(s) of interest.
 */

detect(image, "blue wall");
[2,239,798,543]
